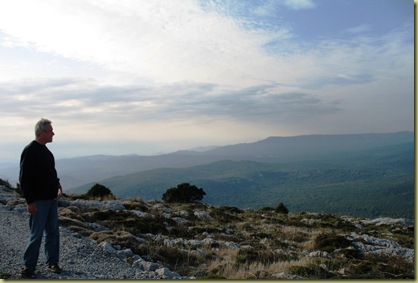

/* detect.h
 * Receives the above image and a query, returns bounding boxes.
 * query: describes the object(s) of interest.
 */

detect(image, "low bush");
[86,183,116,200]
[275,202,289,214]
[162,183,206,203]
[314,233,351,252]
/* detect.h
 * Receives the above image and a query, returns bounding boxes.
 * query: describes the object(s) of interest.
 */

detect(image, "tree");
[162,183,206,203]
[86,183,115,200]
[275,202,289,214]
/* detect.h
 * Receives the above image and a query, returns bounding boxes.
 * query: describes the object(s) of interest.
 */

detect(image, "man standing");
[19,118,63,279]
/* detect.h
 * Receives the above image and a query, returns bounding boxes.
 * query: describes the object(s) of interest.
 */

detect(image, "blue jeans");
[24,199,60,269]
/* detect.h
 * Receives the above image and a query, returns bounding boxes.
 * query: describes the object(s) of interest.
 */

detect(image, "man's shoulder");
[22,140,43,153]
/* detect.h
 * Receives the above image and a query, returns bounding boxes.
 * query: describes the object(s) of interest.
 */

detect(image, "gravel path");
[0,207,138,279]
[0,205,175,279]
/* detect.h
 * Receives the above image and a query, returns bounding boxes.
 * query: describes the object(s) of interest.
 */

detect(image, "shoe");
[21,267,36,279]
[47,264,62,274]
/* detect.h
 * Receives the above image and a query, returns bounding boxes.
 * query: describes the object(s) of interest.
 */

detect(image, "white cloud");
[0,0,292,86]
[0,0,409,90]
[0,0,413,162]
[283,0,316,10]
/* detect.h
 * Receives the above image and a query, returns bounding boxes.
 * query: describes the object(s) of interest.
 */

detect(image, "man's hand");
[27,203,37,215]
[57,185,63,197]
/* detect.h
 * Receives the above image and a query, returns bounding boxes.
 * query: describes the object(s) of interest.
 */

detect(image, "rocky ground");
[0,186,190,279]
[0,183,414,279]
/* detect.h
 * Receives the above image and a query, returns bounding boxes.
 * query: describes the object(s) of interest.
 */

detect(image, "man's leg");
[23,200,49,270]
[44,199,60,268]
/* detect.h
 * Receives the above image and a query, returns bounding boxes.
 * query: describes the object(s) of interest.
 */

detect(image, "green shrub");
[162,183,206,203]
[275,202,289,214]
[86,183,115,200]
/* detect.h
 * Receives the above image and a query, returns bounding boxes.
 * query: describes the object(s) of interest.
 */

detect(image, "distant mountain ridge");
[61,131,414,219]
[0,132,413,219]
[200,131,413,158]
[1,131,413,191]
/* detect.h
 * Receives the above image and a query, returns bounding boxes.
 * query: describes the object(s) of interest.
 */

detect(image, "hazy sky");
[0,0,414,162]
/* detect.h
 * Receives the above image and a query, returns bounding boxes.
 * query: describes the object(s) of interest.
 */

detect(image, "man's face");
[41,124,55,144]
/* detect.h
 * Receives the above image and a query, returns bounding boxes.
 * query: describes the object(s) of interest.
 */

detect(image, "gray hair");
[35,118,52,137]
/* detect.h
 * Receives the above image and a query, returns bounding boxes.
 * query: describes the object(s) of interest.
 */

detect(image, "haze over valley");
[1,132,413,220]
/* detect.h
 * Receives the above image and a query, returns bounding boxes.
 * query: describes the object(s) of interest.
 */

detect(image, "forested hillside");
[70,141,414,219]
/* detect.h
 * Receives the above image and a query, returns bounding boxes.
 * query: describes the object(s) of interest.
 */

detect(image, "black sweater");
[19,141,60,204]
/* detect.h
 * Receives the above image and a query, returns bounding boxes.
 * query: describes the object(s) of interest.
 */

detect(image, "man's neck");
[35,138,46,145]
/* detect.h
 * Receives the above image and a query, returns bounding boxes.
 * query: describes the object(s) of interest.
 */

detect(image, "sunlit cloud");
[0,0,413,162]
